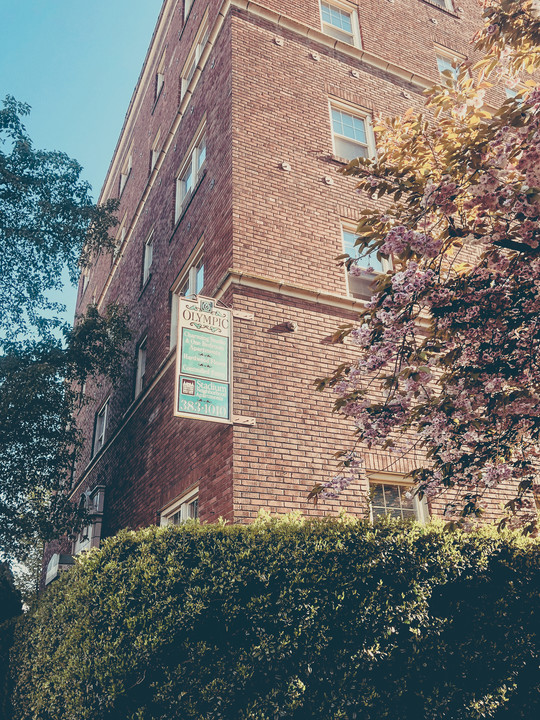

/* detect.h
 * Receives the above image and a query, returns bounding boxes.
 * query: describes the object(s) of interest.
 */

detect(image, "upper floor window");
[170,242,204,349]
[320,0,361,47]
[370,478,429,523]
[184,0,194,21]
[135,337,147,398]
[342,224,390,298]
[93,398,109,456]
[331,103,375,161]
[151,129,161,172]
[119,147,133,196]
[142,230,154,285]
[435,46,464,85]
[426,0,454,11]
[175,126,207,222]
[180,13,210,101]
[155,52,166,105]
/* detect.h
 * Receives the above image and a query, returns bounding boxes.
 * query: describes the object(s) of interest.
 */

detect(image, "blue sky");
[1,0,163,318]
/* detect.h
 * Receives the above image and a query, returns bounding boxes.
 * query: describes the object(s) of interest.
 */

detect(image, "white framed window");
[174,126,207,222]
[119,147,133,196]
[93,398,109,456]
[180,13,210,101]
[170,242,204,349]
[342,224,390,298]
[320,0,361,47]
[142,231,154,285]
[369,475,429,523]
[135,337,147,398]
[435,46,465,84]
[160,486,199,526]
[114,219,127,260]
[73,486,105,555]
[155,53,165,102]
[330,102,375,161]
[150,129,161,172]
[427,0,454,11]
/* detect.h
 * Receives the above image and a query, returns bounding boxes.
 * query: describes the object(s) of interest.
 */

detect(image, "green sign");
[175,297,232,423]
[180,328,229,381]
[177,377,229,419]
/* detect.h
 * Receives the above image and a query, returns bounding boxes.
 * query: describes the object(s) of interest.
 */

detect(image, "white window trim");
[93,398,109,456]
[184,0,194,22]
[119,146,133,196]
[155,52,166,103]
[434,44,466,84]
[319,0,362,48]
[135,336,147,398]
[142,230,154,285]
[170,240,204,350]
[160,486,199,526]
[330,99,376,162]
[426,0,454,12]
[73,486,106,555]
[368,472,429,524]
[151,129,161,172]
[340,220,392,299]
[180,11,210,101]
[174,124,207,222]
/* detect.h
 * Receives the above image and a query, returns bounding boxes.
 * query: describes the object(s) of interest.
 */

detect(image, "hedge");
[8,515,540,720]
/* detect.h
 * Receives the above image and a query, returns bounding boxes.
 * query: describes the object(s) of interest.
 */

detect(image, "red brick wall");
[60,0,514,568]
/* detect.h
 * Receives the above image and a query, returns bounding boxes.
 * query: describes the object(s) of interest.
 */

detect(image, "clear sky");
[1,0,164,319]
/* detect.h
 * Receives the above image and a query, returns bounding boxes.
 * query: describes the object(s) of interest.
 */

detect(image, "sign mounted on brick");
[175,296,232,423]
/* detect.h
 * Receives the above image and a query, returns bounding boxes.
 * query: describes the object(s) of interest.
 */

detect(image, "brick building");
[44,0,510,578]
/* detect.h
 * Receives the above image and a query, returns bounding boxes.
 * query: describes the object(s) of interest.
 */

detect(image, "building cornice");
[215,268,366,313]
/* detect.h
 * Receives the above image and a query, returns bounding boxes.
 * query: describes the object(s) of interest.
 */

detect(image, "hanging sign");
[174,296,232,423]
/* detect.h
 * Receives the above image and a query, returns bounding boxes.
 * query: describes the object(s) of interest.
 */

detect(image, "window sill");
[420,0,460,18]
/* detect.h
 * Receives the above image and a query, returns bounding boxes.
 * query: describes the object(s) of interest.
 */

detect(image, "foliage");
[0,304,130,560]
[8,517,540,720]
[0,562,22,720]
[314,2,540,527]
[0,96,130,558]
[0,95,118,342]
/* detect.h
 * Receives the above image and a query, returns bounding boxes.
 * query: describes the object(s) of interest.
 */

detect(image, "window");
[170,244,204,349]
[73,486,105,556]
[427,0,454,10]
[155,53,165,102]
[142,231,154,285]
[320,1,361,47]
[160,486,199,526]
[370,479,429,523]
[114,221,126,260]
[119,148,133,196]
[180,13,210,101]
[175,127,207,221]
[330,104,375,161]
[93,399,109,456]
[435,47,464,85]
[342,224,390,298]
[150,130,161,172]
[135,337,147,398]
[184,0,193,21]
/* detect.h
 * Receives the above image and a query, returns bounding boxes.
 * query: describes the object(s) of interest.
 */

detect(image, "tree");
[0,96,130,559]
[314,0,540,530]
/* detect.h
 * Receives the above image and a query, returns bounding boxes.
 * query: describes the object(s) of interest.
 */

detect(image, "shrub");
[10,517,540,719]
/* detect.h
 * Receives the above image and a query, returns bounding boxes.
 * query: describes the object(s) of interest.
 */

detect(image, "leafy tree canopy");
[0,97,129,559]
[314,0,540,530]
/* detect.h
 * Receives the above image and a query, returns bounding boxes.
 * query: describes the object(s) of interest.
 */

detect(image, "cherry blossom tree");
[313,0,540,530]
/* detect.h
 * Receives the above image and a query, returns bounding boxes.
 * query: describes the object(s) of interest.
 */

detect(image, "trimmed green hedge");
[9,516,540,719]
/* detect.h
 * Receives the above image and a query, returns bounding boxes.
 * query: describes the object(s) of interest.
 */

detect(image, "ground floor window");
[160,486,199,526]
